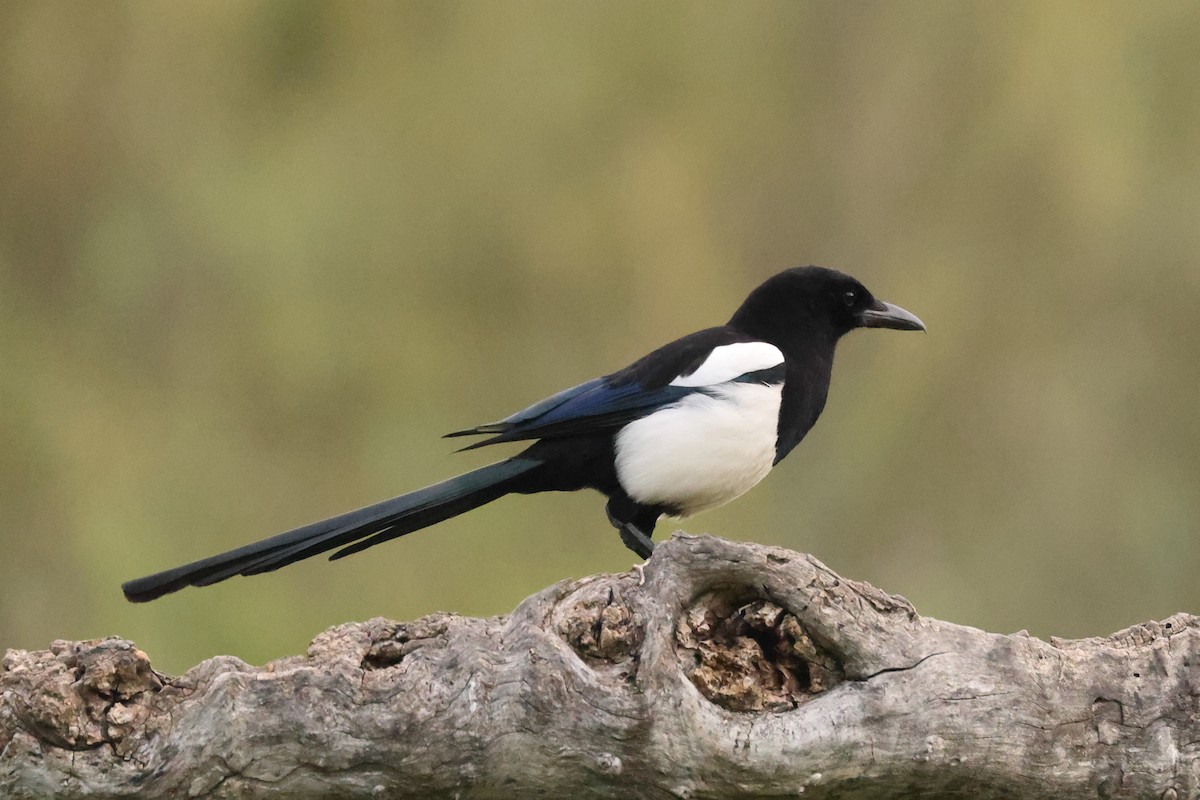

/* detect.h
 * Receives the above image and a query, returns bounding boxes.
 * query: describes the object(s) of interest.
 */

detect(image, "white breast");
[614,382,782,516]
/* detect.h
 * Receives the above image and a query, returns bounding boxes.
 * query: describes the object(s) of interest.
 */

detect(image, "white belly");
[614,383,782,516]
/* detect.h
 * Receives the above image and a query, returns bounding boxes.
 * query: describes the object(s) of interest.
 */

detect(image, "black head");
[728,266,925,348]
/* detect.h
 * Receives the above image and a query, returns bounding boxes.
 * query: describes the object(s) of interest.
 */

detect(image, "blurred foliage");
[2,2,1199,674]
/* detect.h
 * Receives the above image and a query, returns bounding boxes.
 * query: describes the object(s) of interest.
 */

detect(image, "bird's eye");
[842,290,857,307]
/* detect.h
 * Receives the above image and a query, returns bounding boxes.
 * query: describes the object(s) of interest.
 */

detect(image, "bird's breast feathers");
[615,342,785,516]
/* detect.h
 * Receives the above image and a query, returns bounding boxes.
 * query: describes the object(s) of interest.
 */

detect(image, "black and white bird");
[122,267,924,602]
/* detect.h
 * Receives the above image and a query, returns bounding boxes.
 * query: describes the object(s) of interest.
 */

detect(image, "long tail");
[121,458,541,603]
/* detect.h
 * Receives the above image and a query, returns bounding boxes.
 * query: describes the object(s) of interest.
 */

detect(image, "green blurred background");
[2,2,1199,675]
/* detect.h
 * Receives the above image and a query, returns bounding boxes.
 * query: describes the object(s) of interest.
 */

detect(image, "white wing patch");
[669,341,784,388]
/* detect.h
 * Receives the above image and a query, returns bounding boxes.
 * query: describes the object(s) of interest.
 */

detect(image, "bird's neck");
[728,295,839,359]
[774,338,836,462]
[727,310,842,461]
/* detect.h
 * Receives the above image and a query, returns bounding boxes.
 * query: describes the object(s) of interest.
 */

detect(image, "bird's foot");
[632,562,647,586]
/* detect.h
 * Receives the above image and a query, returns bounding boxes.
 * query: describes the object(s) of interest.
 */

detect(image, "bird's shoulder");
[609,326,785,390]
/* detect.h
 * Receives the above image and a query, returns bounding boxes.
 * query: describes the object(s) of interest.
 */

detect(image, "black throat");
[773,337,836,462]
[729,301,840,463]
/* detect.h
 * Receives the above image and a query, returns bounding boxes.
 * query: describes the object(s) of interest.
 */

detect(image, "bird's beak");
[857,299,926,331]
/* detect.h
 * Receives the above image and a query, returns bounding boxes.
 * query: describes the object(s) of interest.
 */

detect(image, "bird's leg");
[619,522,655,559]
[605,496,658,560]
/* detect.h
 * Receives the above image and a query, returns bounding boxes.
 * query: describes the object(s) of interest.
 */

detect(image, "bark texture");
[2,534,1198,799]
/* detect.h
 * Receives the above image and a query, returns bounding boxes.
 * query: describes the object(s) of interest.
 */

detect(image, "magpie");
[122,267,924,602]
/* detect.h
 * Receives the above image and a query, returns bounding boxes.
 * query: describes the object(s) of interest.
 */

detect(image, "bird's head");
[729,266,925,349]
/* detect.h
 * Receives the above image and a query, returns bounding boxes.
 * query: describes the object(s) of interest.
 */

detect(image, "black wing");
[446,327,784,450]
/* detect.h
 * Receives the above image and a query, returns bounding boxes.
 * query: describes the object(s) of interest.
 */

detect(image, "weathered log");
[2,534,1197,799]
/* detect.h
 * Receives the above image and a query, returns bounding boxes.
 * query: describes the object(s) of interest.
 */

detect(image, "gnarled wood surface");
[2,534,1198,798]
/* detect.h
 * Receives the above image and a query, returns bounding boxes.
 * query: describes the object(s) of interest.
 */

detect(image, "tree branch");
[3,534,1197,798]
